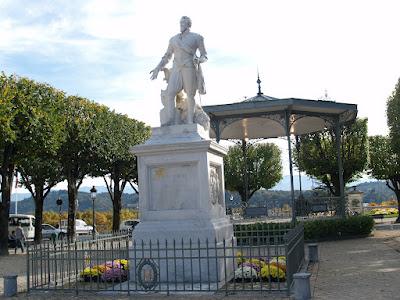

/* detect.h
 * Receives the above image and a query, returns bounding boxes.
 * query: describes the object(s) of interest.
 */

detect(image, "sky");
[2,0,400,191]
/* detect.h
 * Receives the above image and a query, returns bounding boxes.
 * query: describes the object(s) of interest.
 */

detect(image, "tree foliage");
[0,74,65,254]
[387,78,400,153]
[58,96,110,241]
[92,112,150,231]
[224,142,282,204]
[294,118,368,196]
[369,136,400,223]
[372,77,400,223]
[0,71,149,250]
[17,83,66,243]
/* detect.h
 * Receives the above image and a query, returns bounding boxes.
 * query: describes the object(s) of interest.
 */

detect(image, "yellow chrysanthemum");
[260,264,286,280]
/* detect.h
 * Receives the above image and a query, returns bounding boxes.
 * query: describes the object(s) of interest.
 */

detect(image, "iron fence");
[27,223,304,296]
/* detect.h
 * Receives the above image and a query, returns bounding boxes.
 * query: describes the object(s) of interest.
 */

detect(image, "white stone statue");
[150,16,209,128]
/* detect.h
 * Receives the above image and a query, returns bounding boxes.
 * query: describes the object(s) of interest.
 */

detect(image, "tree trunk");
[112,193,122,232]
[395,189,400,224]
[112,178,122,232]
[33,186,44,244]
[0,165,13,256]
[67,178,78,242]
[0,165,14,256]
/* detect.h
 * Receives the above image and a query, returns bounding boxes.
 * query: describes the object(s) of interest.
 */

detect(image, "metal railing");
[27,234,129,293]
[27,224,304,296]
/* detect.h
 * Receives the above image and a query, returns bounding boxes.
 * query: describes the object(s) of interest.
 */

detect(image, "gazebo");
[203,78,358,221]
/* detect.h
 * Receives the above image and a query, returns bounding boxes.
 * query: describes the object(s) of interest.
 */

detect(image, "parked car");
[9,214,35,240]
[60,219,93,235]
[41,223,67,240]
[120,219,139,233]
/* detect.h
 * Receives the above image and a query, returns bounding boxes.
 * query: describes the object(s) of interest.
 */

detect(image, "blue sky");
[2,0,399,131]
[2,0,400,190]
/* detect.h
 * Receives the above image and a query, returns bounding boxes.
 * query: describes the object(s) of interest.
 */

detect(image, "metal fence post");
[26,245,30,293]
[308,243,318,262]
[3,275,18,297]
[293,272,311,300]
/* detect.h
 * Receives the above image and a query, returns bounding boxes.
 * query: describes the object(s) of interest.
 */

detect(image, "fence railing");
[27,223,304,296]
[27,234,129,292]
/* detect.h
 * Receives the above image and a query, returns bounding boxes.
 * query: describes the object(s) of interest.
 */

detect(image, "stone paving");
[312,230,400,300]
[2,230,400,299]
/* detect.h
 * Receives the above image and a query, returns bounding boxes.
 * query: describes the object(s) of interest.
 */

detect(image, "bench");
[371,214,385,220]
[244,207,268,218]
[310,203,328,213]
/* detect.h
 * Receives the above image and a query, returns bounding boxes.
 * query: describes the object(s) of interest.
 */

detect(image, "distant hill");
[9,179,395,215]
[228,180,396,208]
[271,175,318,191]
[355,181,396,203]
[10,190,138,215]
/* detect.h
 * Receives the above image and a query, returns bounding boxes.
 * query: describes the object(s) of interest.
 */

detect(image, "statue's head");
[180,16,192,32]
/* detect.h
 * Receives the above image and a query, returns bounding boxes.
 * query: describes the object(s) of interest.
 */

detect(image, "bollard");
[3,274,18,297]
[293,272,311,300]
[308,243,318,262]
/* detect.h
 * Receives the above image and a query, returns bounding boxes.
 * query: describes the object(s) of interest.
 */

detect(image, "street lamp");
[56,197,63,229]
[90,186,97,240]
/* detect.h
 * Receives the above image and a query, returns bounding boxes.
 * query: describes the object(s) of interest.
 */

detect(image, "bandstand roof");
[203,93,358,140]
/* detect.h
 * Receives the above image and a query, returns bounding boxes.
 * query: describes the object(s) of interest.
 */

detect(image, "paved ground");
[311,230,400,300]
[2,229,400,299]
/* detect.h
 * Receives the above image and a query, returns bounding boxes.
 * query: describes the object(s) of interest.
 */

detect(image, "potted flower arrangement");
[80,259,129,282]
[234,253,286,282]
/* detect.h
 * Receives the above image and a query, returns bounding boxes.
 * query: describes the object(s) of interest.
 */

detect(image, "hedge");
[303,215,374,241]
[232,215,374,244]
[234,222,293,245]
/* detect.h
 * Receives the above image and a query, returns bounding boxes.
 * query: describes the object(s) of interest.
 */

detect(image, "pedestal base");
[129,124,235,287]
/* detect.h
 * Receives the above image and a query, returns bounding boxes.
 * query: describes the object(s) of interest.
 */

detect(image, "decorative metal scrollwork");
[137,258,159,290]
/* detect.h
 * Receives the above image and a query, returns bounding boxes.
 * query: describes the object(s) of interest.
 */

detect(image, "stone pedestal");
[130,124,235,285]
[347,189,364,214]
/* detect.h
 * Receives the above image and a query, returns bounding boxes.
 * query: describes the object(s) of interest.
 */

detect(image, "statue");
[150,16,209,129]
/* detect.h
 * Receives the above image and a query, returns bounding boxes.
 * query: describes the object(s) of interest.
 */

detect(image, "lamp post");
[90,186,97,240]
[56,197,63,229]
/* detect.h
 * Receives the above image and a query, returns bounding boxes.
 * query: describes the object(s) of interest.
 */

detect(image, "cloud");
[0,0,399,137]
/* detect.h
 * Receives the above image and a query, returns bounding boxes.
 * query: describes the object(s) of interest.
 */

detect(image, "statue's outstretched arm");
[150,42,173,80]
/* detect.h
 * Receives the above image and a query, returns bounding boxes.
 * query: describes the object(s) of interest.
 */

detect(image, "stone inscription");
[149,163,198,211]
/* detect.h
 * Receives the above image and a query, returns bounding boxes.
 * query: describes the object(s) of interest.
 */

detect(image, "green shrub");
[232,216,374,244]
[303,215,374,241]
[234,222,292,245]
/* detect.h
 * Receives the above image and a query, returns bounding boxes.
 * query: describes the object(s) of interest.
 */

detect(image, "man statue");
[150,16,207,126]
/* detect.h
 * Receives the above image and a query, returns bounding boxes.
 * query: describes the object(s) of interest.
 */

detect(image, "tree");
[387,78,400,156]
[58,96,109,241]
[224,142,282,205]
[369,135,400,222]
[0,73,19,256]
[1,74,63,255]
[17,83,65,243]
[294,118,368,196]
[92,112,150,231]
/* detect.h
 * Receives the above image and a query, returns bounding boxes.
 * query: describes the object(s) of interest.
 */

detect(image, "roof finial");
[257,71,263,96]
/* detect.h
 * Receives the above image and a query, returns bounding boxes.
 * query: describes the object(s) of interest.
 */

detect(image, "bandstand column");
[285,111,296,224]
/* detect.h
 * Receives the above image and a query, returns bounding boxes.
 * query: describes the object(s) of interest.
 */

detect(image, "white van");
[9,214,35,240]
